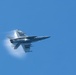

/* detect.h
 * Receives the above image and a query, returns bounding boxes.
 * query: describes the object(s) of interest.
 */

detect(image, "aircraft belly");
[19,40,31,43]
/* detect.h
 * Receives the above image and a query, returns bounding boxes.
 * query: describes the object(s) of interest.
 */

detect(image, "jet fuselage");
[10,36,50,44]
[8,29,50,52]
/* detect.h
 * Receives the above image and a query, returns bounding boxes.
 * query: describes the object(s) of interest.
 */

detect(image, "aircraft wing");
[21,44,31,52]
[12,43,20,49]
[15,30,26,38]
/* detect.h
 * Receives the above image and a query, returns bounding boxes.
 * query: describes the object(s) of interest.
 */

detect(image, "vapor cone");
[4,30,26,58]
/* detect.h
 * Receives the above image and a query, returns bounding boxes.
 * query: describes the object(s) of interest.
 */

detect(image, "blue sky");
[0,0,76,75]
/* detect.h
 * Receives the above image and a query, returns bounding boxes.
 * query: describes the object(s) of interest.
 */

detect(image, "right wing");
[21,44,31,52]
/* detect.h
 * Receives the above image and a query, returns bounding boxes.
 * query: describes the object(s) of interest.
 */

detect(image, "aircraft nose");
[45,36,50,38]
[40,36,50,40]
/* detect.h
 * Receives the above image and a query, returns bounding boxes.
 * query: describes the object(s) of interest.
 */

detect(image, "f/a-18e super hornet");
[8,30,50,52]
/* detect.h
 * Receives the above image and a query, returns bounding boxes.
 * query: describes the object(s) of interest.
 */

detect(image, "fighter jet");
[8,30,50,52]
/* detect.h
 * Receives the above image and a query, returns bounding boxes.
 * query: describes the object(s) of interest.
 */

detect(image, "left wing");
[12,43,20,49]
[21,44,32,52]
[15,30,26,38]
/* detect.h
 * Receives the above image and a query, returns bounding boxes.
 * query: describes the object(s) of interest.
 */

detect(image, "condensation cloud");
[4,30,26,58]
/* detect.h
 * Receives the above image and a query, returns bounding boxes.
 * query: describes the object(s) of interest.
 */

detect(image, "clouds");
[4,30,26,58]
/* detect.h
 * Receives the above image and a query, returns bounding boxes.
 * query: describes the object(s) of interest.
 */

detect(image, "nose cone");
[44,36,51,39]
[46,36,50,38]
[39,36,50,40]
